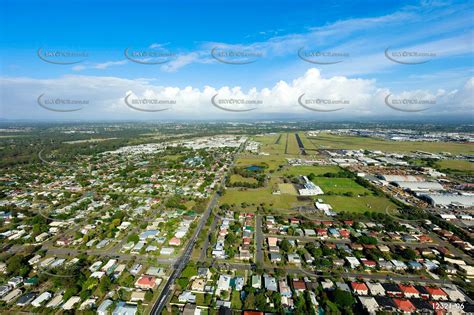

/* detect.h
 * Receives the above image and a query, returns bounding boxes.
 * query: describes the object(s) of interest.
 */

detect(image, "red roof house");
[289,218,300,225]
[316,229,327,236]
[169,237,181,246]
[339,229,350,238]
[393,298,416,313]
[399,285,419,298]
[360,259,377,269]
[135,275,157,290]
[426,287,448,300]
[292,280,306,291]
[351,282,369,295]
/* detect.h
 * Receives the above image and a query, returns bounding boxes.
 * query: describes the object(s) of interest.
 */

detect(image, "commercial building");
[421,193,474,208]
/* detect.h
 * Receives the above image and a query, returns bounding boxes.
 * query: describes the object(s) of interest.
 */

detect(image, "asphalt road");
[150,146,243,315]
[199,214,218,261]
[150,188,219,315]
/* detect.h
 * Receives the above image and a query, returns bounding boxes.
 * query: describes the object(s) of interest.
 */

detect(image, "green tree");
[255,292,267,310]
[279,239,291,253]
[99,276,111,294]
[244,291,256,309]
[333,289,355,308]
[127,233,139,243]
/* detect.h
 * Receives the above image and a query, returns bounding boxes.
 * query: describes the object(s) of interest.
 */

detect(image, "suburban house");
[399,285,419,298]
[135,275,158,290]
[351,282,369,295]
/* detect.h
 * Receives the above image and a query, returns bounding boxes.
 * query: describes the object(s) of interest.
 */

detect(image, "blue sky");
[0,0,473,120]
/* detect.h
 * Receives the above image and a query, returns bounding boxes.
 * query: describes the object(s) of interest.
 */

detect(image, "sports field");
[312,177,370,195]
[278,183,298,195]
[319,195,397,213]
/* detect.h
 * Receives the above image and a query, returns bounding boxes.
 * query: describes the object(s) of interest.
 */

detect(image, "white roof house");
[366,282,385,296]
[391,259,407,270]
[40,257,55,268]
[287,253,301,264]
[358,296,379,314]
[264,274,277,291]
[2,288,21,303]
[45,294,63,308]
[79,298,96,310]
[101,259,117,272]
[217,275,231,292]
[160,247,174,255]
[28,255,42,266]
[251,275,261,289]
[50,258,66,269]
[346,256,361,268]
[31,291,52,307]
[89,261,102,272]
[178,291,196,303]
[90,271,105,279]
[62,296,81,310]
[97,299,113,315]
[442,286,466,302]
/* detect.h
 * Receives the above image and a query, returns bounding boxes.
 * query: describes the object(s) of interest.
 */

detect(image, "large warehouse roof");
[393,181,444,192]
[379,175,424,182]
[422,194,474,207]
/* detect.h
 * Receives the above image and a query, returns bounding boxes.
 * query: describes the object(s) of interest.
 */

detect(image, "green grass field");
[312,177,370,195]
[436,159,474,174]
[235,154,286,172]
[229,174,258,184]
[277,165,342,177]
[297,132,318,152]
[253,133,280,145]
[162,154,183,161]
[309,133,474,155]
[227,134,403,214]
[286,133,302,155]
[320,195,397,213]
[219,187,300,209]
[252,134,286,155]
[278,183,298,195]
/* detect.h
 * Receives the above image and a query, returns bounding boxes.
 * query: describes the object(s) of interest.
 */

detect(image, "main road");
[150,144,244,315]
[150,189,219,314]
